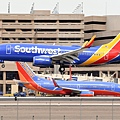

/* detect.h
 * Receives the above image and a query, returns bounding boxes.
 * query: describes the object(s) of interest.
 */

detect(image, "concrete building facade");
[1,10,84,45]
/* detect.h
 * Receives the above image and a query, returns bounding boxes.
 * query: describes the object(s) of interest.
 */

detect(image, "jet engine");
[80,91,94,97]
[33,56,52,66]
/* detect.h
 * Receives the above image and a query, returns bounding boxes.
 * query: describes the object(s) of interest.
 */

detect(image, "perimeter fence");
[0,97,119,120]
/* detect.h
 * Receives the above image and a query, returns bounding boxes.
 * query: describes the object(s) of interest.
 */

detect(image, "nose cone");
[0,44,3,56]
[0,44,7,58]
[0,44,4,55]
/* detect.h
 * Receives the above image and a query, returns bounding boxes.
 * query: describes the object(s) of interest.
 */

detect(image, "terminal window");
[0,72,3,80]
[0,84,3,92]
[6,84,11,94]
[6,71,19,80]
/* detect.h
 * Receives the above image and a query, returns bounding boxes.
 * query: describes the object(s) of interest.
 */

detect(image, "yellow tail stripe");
[81,33,120,65]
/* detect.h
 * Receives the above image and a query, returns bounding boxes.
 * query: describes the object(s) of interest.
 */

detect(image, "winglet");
[13,79,29,84]
[84,35,96,48]
[52,79,60,87]
[82,41,88,48]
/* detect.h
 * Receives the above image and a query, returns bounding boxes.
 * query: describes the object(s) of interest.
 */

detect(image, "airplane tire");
[60,71,65,75]
[59,66,65,73]
[1,64,5,68]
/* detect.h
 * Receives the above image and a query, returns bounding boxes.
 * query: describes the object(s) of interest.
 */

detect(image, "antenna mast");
[30,3,34,14]
[8,2,10,13]
[52,2,59,14]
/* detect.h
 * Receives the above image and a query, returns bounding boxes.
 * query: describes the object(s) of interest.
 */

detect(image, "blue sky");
[0,0,119,16]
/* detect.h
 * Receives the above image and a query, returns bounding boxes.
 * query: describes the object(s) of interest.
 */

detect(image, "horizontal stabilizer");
[59,86,90,92]
[13,79,29,84]
[52,79,91,93]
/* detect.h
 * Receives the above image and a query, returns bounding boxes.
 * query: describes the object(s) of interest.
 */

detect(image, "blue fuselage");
[31,75,120,96]
[41,80,120,93]
[0,43,120,66]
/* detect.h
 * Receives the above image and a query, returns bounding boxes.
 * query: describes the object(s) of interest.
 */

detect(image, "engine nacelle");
[80,91,94,97]
[33,56,52,66]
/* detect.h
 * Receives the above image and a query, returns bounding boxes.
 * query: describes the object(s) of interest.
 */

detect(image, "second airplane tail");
[16,62,41,91]
[16,62,64,94]
[16,62,36,80]
[105,33,120,48]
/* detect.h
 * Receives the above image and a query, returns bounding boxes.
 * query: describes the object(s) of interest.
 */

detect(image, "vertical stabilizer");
[16,62,37,90]
[107,33,120,47]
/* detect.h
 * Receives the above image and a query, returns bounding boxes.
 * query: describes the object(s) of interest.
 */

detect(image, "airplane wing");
[50,35,96,63]
[53,79,90,93]
[13,79,30,84]
[58,86,90,92]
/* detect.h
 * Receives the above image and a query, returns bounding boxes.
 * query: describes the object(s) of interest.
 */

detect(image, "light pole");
[63,115,65,120]
[96,115,98,120]
[112,99,114,120]
[80,98,82,120]
[1,116,3,120]
[49,99,51,120]
[15,96,18,120]
[32,115,34,120]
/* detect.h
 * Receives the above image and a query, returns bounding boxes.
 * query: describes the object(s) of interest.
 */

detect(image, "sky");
[0,0,119,16]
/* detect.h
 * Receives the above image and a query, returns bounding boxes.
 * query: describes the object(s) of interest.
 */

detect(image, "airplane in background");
[0,35,95,74]
[0,33,120,74]
[14,62,120,97]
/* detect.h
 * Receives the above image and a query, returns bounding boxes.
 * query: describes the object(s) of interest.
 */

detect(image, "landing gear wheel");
[59,66,65,74]
[1,64,5,68]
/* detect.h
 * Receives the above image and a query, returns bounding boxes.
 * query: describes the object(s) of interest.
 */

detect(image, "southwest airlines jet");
[0,33,120,73]
[15,62,120,97]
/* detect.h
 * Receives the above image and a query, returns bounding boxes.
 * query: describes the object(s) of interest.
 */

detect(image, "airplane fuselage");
[16,61,120,97]
[26,76,120,96]
[0,43,120,66]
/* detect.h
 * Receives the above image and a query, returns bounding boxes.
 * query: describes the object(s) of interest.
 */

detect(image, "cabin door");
[6,45,11,54]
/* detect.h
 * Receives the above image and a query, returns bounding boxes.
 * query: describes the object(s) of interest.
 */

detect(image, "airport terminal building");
[0,10,120,95]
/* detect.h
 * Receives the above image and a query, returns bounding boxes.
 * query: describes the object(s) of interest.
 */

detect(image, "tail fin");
[16,62,56,93]
[16,62,38,90]
[16,62,35,79]
[105,33,120,47]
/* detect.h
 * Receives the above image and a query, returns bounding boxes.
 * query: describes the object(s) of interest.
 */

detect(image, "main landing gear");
[59,64,72,75]
[59,65,65,74]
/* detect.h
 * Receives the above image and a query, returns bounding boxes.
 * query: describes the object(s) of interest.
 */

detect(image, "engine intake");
[80,91,94,97]
[33,56,52,66]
